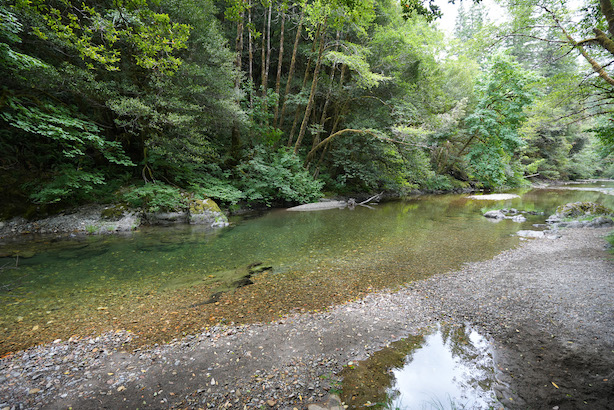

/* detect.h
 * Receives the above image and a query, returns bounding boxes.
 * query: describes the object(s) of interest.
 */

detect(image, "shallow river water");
[1,183,613,354]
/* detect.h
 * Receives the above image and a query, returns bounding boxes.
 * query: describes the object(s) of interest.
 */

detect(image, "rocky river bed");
[1,226,613,409]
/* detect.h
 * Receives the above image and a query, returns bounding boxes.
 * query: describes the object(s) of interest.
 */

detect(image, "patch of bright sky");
[433,0,508,37]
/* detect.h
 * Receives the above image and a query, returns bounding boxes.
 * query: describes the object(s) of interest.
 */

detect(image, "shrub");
[121,183,185,212]
[28,166,105,204]
[236,146,323,206]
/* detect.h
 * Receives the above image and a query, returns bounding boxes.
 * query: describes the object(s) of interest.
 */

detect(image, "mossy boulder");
[100,204,130,220]
[188,198,228,227]
[189,198,222,214]
[555,202,614,219]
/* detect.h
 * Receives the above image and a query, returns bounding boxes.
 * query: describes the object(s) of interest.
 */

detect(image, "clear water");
[388,327,495,409]
[1,184,613,352]
[340,325,496,409]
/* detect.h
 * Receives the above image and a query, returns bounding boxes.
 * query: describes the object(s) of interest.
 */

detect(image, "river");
[1,183,613,354]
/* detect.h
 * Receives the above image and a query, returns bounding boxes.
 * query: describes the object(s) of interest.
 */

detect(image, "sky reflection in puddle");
[341,324,497,409]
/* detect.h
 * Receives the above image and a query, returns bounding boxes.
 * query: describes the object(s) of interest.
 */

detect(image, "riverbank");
[1,227,612,409]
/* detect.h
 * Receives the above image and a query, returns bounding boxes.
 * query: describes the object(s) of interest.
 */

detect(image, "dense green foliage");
[1,0,613,216]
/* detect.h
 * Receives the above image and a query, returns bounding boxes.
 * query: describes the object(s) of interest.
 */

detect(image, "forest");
[2,0,614,215]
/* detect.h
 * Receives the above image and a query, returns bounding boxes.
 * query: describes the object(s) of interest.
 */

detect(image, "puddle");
[340,324,498,409]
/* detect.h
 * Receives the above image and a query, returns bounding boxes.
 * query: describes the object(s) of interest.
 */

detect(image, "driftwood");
[287,201,347,211]
[359,192,382,205]
[288,193,382,212]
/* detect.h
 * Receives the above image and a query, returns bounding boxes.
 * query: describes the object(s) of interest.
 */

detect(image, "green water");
[1,185,614,339]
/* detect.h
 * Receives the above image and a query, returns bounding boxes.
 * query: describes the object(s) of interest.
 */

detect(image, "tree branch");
[546,6,614,87]
[593,28,614,56]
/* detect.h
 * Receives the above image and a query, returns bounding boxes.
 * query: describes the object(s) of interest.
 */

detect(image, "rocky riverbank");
[1,227,613,409]
[0,199,228,240]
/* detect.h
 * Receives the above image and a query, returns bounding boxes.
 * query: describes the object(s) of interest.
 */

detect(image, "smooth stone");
[516,230,545,238]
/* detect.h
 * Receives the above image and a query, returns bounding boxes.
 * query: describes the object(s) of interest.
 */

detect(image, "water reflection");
[341,325,496,409]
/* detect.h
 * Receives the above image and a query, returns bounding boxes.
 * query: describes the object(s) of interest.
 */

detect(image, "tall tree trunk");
[264,1,273,96]
[330,64,346,135]
[600,0,614,37]
[234,11,245,89]
[272,5,286,128]
[288,22,322,146]
[260,3,266,94]
[248,0,254,107]
[230,10,245,161]
[294,20,327,154]
[278,7,305,130]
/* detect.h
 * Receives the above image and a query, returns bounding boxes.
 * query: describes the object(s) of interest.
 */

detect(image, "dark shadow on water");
[340,324,497,409]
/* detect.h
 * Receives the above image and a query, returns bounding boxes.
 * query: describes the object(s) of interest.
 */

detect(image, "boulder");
[554,202,613,219]
[188,198,229,227]
[144,211,189,225]
[546,202,614,230]
[484,210,506,219]
[517,230,546,238]
[511,215,527,223]
[586,216,614,228]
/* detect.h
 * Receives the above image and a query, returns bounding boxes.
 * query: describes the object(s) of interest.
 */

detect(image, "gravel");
[1,227,613,409]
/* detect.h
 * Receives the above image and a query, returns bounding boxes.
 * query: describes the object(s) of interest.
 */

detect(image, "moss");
[189,198,222,214]
[556,202,614,218]
[100,204,128,219]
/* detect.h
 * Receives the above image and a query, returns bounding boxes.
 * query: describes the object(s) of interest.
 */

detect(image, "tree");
[462,53,539,187]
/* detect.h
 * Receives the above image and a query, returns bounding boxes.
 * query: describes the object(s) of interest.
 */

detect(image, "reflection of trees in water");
[340,325,495,409]
[439,325,495,404]
[340,333,425,408]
